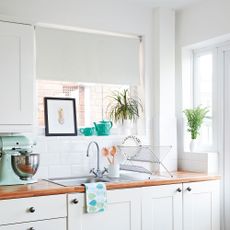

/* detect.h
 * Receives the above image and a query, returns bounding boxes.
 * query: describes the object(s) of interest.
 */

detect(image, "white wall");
[176,2,230,229]
[0,0,177,176]
[176,0,230,47]
[0,0,155,142]
[176,0,230,160]
[152,8,177,171]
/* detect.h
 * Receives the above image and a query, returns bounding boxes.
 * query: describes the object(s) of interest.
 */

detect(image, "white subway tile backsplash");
[40,153,60,166]
[33,138,47,154]
[59,152,84,165]
[34,135,178,179]
[46,139,63,154]
[33,136,126,179]
[49,165,72,178]
[71,165,90,177]
[178,152,218,173]
[71,141,89,152]
[34,166,49,179]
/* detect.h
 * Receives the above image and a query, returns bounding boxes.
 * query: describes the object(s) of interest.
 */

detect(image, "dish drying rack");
[117,145,173,178]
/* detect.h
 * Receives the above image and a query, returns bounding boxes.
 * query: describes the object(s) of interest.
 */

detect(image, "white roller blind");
[36,26,140,85]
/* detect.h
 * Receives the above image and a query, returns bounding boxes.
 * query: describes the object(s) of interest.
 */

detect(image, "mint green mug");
[79,127,95,136]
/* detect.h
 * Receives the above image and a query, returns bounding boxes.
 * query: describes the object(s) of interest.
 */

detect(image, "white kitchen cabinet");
[0,194,67,229]
[0,21,34,132]
[68,188,141,230]
[0,194,67,225]
[0,180,219,230]
[183,180,220,230]
[0,218,66,230]
[67,181,220,230]
[142,183,183,230]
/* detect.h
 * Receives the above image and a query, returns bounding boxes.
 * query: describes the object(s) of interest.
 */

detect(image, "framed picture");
[44,97,77,136]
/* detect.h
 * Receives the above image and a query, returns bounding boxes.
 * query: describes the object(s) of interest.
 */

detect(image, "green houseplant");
[106,89,143,125]
[183,105,209,151]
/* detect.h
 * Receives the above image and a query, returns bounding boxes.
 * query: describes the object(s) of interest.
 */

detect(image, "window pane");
[184,52,214,151]
[37,80,82,127]
[196,54,213,112]
[196,53,213,147]
[37,80,129,128]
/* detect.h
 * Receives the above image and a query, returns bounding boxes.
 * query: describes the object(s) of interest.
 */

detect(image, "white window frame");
[180,39,230,230]
[182,46,218,152]
[217,42,230,230]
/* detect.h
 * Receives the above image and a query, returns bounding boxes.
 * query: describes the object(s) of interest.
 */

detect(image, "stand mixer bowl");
[11,154,40,180]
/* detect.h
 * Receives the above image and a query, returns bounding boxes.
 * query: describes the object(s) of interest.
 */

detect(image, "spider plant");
[106,89,143,124]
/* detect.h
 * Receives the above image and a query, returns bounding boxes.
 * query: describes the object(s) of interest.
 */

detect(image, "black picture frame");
[44,97,78,136]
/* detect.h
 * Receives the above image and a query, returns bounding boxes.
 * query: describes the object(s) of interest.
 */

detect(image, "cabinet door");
[0,21,34,129]
[68,188,141,230]
[0,218,66,230]
[183,180,220,230]
[142,184,183,230]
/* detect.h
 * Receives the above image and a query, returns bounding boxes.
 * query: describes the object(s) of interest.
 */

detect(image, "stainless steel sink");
[47,175,135,187]
[47,171,168,187]
[47,176,109,186]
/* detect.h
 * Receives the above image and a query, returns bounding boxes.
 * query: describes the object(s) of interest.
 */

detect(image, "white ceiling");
[115,0,207,9]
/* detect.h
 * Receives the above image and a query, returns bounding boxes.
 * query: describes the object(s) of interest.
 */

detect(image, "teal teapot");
[93,120,113,136]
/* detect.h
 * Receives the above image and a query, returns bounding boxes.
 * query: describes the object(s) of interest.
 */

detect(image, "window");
[36,26,144,135]
[183,48,216,151]
[37,80,133,130]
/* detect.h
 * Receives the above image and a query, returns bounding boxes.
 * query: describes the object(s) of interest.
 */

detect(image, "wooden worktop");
[0,172,220,200]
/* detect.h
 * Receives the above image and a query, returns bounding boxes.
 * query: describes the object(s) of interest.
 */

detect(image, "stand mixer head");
[0,136,40,186]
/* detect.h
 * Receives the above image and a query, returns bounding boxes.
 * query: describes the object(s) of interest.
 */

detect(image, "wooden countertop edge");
[0,174,221,200]
[68,175,221,193]
[0,187,74,200]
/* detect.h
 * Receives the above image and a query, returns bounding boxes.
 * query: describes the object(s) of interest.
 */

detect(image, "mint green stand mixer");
[0,136,40,186]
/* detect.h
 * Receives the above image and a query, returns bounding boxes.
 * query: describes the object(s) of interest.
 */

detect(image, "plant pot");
[117,120,133,135]
[189,139,197,152]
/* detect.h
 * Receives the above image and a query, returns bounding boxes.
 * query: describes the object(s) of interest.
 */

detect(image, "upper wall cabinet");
[0,21,34,132]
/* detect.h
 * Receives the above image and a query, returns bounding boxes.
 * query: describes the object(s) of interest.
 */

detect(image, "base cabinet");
[0,218,66,230]
[67,181,220,230]
[0,180,219,230]
[0,194,67,225]
[142,184,183,230]
[68,188,141,230]
[183,180,220,230]
[0,194,67,230]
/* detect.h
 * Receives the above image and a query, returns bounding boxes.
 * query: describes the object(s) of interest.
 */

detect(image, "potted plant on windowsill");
[106,89,143,135]
[183,105,209,152]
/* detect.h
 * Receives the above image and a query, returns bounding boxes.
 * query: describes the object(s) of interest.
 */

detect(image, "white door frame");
[217,44,230,230]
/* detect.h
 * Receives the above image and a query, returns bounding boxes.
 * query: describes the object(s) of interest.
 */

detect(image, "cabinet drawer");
[0,194,67,225]
[0,217,66,230]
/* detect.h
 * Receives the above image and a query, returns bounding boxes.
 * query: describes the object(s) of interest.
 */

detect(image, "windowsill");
[183,151,218,154]
[35,127,147,141]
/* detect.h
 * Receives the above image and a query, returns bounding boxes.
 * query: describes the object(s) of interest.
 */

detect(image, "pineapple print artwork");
[58,108,64,125]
